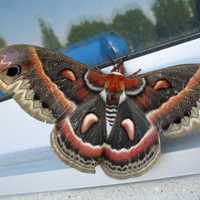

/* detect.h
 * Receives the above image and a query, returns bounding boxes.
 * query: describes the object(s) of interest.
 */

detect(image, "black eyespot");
[6,65,21,77]
[174,117,181,124]
[42,102,49,109]
[33,93,40,100]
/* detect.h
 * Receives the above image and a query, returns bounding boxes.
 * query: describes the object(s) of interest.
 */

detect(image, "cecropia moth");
[0,45,199,179]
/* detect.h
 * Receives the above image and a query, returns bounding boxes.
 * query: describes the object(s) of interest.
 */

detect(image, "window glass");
[0,0,199,55]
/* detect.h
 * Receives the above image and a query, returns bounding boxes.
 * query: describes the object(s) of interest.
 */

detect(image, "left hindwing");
[51,96,107,173]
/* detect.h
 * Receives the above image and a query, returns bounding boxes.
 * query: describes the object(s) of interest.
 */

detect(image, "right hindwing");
[102,97,160,178]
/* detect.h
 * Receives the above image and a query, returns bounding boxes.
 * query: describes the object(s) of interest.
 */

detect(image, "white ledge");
[0,147,200,196]
[0,132,200,196]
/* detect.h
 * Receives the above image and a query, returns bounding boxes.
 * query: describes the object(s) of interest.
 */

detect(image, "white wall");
[1,175,200,200]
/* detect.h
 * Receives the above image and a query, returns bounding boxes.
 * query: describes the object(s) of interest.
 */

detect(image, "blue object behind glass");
[0,91,6,98]
[61,32,129,68]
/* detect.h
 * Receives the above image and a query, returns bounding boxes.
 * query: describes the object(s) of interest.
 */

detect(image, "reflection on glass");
[0,0,200,56]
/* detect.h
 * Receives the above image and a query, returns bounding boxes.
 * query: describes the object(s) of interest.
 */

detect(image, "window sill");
[0,132,200,196]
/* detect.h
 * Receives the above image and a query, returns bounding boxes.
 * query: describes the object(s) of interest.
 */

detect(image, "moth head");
[85,70,126,105]
[105,73,125,92]
[0,45,33,96]
[104,73,125,104]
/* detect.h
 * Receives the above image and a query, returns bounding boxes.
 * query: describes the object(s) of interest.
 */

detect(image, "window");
[0,0,200,196]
